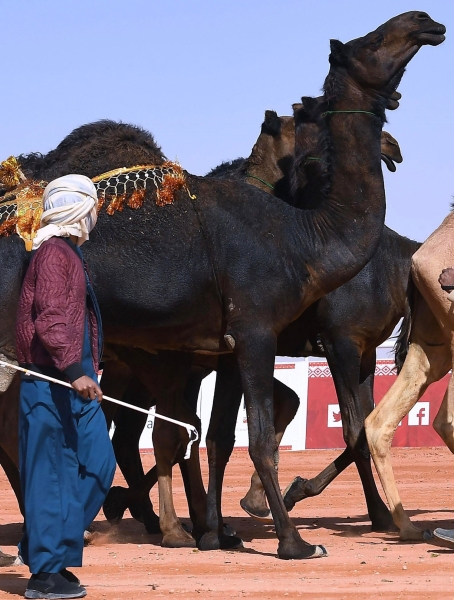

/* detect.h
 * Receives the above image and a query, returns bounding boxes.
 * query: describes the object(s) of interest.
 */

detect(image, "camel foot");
[278,537,328,560]
[198,531,243,551]
[240,498,273,523]
[282,476,309,511]
[192,523,237,544]
[103,486,128,524]
[399,524,425,542]
[423,529,434,541]
[161,529,196,548]
[223,523,237,537]
[126,498,161,534]
[370,511,397,533]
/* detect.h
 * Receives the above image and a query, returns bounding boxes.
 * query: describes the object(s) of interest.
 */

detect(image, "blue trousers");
[19,378,116,574]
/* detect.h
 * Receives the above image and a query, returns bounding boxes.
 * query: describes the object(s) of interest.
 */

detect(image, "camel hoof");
[370,513,398,533]
[223,523,237,537]
[219,534,243,550]
[282,476,309,511]
[240,499,273,523]
[198,531,221,551]
[144,517,162,535]
[161,532,196,548]
[198,531,243,551]
[103,486,128,524]
[423,529,434,541]
[278,543,328,560]
[399,527,424,542]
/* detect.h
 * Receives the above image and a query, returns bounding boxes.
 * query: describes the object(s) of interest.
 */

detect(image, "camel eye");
[416,12,430,19]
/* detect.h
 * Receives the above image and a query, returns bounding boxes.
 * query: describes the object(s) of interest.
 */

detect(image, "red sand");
[1,447,454,599]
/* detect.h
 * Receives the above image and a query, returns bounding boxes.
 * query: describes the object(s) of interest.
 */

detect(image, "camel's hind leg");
[365,296,450,540]
[433,343,454,453]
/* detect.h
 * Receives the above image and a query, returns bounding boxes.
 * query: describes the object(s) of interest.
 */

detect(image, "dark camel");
[0,11,445,559]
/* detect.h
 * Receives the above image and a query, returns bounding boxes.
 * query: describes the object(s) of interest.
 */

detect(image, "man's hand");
[439,267,454,291]
[71,376,103,402]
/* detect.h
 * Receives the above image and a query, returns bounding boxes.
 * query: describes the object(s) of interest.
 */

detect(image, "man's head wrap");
[32,174,98,250]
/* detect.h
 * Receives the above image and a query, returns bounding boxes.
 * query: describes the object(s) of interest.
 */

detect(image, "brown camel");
[365,212,454,541]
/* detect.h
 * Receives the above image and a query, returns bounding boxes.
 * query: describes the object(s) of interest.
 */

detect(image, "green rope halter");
[245,173,275,190]
[322,110,378,118]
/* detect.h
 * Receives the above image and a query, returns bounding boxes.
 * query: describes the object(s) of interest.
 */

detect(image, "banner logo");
[327,404,343,428]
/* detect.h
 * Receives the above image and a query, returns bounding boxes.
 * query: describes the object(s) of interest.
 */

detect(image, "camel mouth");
[414,25,446,46]
[381,154,396,172]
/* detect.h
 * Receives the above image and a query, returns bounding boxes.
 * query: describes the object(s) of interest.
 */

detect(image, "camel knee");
[343,425,369,459]
[365,415,393,460]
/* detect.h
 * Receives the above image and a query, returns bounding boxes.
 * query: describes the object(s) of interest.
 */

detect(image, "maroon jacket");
[16,237,100,382]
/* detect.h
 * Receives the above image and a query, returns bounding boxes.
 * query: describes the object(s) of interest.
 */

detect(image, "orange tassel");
[127,188,146,209]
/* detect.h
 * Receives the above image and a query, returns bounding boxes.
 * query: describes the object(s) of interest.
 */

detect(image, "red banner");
[305,360,449,449]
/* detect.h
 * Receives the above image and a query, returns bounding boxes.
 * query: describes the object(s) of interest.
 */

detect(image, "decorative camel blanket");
[0,158,195,251]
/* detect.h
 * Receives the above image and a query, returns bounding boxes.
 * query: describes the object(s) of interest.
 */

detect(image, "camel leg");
[237,330,325,559]
[0,446,23,515]
[176,371,208,540]
[99,362,161,532]
[143,353,196,548]
[366,337,450,540]
[198,354,245,551]
[433,340,454,452]
[0,375,22,514]
[240,378,299,520]
[153,416,196,547]
[283,343,393,530]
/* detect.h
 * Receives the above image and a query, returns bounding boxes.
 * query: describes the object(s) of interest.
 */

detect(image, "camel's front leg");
[240,378,300,521]
[365,342,446,540]
[236,329,327,559]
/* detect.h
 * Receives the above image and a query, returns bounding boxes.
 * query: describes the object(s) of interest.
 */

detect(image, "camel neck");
[292,94,386,308]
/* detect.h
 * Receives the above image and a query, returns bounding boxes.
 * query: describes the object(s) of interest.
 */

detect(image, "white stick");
[0,360,198,459]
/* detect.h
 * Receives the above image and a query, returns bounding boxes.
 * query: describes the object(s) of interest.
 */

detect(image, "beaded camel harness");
[0,156,195,251]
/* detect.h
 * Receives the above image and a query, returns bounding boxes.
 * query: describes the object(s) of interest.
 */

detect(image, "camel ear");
[293,103,307,125]
[329,39,348,65]
[262,110,281,137]
[298,96,320,120]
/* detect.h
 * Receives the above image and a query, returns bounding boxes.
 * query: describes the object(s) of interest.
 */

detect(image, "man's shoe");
[24,571,86,599]
[433,528,454,544]
[59,570,81,586]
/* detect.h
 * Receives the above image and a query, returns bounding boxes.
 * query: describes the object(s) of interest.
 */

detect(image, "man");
[15,175,116,599]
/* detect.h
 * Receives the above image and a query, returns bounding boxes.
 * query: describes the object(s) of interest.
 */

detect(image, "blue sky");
[2,0,452,243]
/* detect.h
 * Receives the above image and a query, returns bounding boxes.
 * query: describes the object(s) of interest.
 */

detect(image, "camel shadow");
[0,522,22,546]
[0,573,27,597]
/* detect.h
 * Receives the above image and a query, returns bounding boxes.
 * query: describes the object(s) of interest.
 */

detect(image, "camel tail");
[394,275,416,373]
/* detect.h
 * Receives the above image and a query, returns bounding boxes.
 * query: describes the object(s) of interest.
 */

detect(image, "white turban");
[32,174,98,250]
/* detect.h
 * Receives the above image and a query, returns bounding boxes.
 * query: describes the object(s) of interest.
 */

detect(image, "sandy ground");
[1,447,454,599]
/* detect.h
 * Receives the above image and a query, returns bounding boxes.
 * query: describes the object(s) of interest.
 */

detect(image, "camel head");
[326,12,445,111]
[291,96,403,204]
[250,110,296,168]
[244,110,296,196]
[380,131,403,172]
